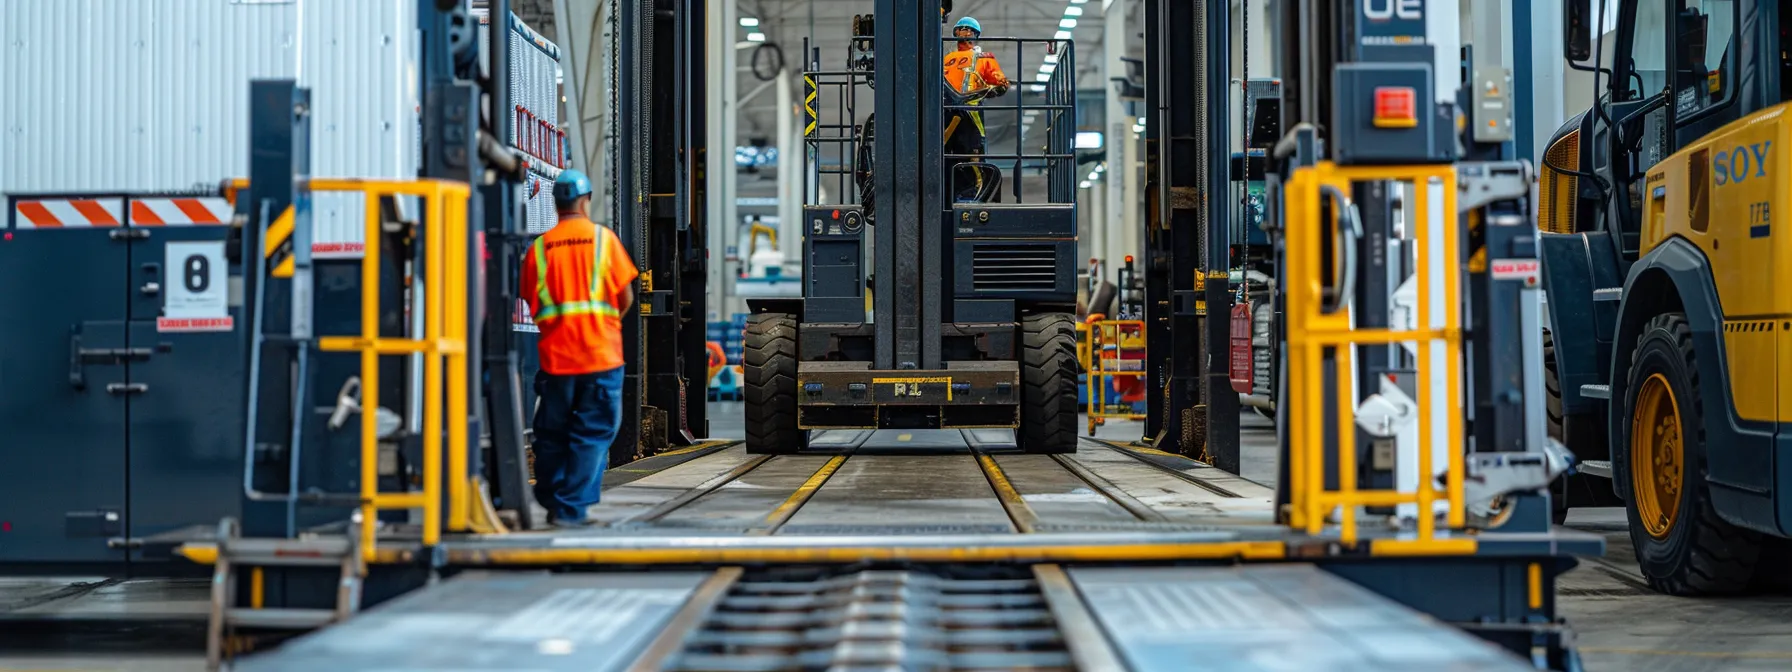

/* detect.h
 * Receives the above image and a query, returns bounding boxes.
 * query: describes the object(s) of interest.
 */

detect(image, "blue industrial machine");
[741,7,1081,454]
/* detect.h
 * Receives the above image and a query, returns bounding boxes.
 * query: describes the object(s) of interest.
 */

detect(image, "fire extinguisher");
[1229,291,1253,395]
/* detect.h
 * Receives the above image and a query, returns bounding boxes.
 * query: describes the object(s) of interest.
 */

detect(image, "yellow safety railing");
[1085,319,1147,435]
[1282,162,1468,554]
[305,179,472,560]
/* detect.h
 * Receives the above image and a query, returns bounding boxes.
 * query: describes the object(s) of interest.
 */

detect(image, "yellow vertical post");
[1413,180,1436,541]
[421,190,444,546]
[1336,344,1358,544]
[445,186,471,532]
[1442,175,1466,528]
[359,191,382,558]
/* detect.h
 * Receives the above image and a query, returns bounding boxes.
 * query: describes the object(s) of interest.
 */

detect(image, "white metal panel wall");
[0,0,418,256]
[478,11,562,235]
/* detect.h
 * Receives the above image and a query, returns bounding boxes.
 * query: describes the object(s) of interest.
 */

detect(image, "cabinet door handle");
[105,383,149,395]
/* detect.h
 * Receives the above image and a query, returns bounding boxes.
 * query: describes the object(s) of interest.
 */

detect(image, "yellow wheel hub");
[1630,372,1685,539]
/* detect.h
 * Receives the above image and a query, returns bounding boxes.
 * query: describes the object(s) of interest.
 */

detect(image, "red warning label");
[157,316,235,332]
[1490,259,1541,285]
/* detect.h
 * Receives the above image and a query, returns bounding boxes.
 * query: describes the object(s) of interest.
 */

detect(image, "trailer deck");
[206,430,1600,669]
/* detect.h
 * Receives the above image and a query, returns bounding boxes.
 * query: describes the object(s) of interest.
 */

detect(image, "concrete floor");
[6,404,1789,670]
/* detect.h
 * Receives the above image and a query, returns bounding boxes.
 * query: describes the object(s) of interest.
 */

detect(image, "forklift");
[743,4,1081,455]
[1541,0,1792,594]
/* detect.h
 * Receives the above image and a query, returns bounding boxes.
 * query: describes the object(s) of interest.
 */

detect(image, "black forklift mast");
[871,0,944,370]
[1143,0,1236,471]
[617,0,710,457]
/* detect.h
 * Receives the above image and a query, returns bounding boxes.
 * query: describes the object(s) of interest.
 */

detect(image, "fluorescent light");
[747,32,766,42]
[1080,180,1093,189]
[1035,72,1051,82]
[1059,18,1077,28]
[1074,131,1103,149]
[1039,63,1056,74]
[1088,171,1100,181]
[739,17,759,27]
[1071,0,1088,3]
[1065,6,1083,16]
[1029,84,1047,92]
[1044,54,1059,64]
[1054,30,1072,40]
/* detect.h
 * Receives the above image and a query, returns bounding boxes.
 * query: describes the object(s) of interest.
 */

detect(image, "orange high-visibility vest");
[520,215,639,375]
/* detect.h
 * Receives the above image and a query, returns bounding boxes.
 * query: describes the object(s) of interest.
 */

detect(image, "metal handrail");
[1282,163,1468,554]
[801,36,1077,207]
[1085,320,1147,435]
[230,178,473,560]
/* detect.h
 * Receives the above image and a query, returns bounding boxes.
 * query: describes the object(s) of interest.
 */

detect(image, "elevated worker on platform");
[943,16,1008,202]
[520,169,639,528]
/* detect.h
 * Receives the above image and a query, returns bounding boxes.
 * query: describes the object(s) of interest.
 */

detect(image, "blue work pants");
[531,367,625,523]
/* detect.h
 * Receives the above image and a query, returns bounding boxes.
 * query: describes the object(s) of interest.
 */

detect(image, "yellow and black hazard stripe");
[264,205,296,279]
[804,75,818,137]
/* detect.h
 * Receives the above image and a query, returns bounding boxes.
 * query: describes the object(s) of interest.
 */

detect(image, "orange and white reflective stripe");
[13,198,124,228]
[128,198,232,226]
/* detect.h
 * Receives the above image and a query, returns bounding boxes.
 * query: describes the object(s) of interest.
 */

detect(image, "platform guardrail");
[1282,162,1467,553]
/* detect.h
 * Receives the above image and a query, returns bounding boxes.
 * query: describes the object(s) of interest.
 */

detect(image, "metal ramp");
[233,564,1532,671]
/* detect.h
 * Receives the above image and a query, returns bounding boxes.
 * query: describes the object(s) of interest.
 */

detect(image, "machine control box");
[803,205,868,323]
[1332,62,1454,164]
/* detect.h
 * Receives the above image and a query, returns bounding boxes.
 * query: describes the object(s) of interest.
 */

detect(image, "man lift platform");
[164,0,1605,669]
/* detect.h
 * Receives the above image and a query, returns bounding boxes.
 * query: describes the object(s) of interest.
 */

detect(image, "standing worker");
[519,169,639,528]
[942,16,1008,202]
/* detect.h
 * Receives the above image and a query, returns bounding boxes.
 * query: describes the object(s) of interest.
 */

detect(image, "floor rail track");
[1096,439,1243,498]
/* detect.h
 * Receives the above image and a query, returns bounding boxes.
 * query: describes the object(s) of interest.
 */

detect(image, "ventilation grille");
[972,244,1058,293]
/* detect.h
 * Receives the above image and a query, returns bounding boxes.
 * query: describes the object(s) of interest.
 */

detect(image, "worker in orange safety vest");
[942,16,1009,202]
[519,168,639,528]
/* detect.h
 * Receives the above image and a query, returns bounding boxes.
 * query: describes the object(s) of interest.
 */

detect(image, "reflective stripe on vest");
[531,230,620,323]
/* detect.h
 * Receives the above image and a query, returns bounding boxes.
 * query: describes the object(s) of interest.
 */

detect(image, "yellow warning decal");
[264,205,296,279]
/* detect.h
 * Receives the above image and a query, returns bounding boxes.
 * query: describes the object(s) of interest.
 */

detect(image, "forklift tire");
[744,312,804,455]
[1018,312,1079,455]
[1620,313,1761,595]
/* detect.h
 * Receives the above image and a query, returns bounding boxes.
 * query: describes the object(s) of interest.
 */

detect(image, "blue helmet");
[553,169,593,208]
[953,16,981,37]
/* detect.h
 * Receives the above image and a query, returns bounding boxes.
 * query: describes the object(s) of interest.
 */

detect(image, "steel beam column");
[1202,0,1239,473]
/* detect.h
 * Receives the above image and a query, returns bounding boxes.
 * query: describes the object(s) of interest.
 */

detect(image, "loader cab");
[1555,0,1761,256]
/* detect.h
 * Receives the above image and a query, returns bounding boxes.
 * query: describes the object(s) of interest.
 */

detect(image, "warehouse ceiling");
[499,0,1136,196]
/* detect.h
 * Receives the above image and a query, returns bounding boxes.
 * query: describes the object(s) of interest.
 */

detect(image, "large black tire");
[1620,313,1761,595]
[1018,312,1079,455]
[744,312,804,455]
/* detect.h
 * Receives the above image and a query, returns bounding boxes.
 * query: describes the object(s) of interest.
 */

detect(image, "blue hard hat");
[553,169,593,207]
[954,17,981,36]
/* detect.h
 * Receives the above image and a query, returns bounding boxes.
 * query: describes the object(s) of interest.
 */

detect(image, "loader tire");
[744,312,804,455]
[1018,312,1079,455]
[1620,313,1761,595]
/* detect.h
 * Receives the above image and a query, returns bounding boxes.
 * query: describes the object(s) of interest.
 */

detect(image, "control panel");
[803,205,868,323]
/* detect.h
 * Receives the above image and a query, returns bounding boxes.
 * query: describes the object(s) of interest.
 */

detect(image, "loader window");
[1620,0,1669,101]
[1673,0,1735,117]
